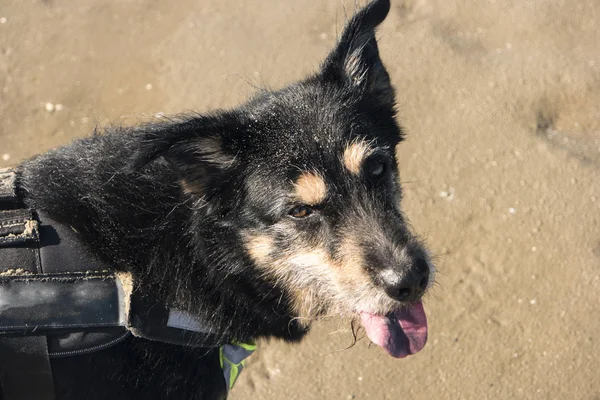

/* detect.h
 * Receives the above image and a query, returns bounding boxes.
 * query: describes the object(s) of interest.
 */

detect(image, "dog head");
[133,0,433,358]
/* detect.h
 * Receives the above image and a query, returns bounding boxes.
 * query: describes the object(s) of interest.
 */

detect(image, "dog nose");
[382,257,430,302]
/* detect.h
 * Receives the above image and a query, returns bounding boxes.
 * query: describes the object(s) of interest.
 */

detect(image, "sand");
[1,0,599,399]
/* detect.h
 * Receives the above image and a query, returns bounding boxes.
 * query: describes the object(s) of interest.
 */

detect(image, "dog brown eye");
[289,205,313,218]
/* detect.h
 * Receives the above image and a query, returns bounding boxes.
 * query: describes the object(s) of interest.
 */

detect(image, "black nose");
[382,257,430,302]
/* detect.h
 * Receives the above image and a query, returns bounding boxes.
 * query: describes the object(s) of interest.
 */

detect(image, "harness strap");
[0,169,55,398]
[0,272,126,332]
[0,270,226,348]
[0,335,55,400]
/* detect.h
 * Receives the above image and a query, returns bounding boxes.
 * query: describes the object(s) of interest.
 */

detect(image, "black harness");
[0,168,227,400]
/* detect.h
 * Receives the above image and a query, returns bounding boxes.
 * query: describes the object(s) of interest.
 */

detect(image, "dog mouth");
[359,301,428,358]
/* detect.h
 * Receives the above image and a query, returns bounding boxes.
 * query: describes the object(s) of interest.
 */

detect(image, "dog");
[6,0,434,398]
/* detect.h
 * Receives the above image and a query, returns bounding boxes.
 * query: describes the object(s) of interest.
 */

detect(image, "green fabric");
[219,341,256,390]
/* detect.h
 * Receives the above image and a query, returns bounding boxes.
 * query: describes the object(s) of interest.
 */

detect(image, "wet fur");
[12,1,432,399]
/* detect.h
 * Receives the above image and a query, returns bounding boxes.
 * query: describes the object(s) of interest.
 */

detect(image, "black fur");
[10,1,431,399]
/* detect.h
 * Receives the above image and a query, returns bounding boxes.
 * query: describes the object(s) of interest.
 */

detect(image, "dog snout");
[380,257,430,302]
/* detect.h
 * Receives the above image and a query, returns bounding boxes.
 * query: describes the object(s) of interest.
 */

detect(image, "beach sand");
[1,1,598,398]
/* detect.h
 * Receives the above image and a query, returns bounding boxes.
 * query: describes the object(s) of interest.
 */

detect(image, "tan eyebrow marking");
[343,140,375,174]
[294,172,327,205]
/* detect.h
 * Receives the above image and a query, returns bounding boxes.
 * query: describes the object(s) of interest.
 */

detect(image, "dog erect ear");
[128,116,238,197]
[321,0,394,104]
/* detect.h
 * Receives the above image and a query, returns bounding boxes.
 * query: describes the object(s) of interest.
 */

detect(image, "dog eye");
[370,161,385,176]
[365,157,388,178]
[289,205,313,218]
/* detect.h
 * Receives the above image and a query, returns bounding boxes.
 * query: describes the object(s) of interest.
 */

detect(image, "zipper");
[49,331,132,358]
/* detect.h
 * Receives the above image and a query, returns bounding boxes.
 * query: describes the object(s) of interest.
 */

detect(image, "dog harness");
[0,167,254,399]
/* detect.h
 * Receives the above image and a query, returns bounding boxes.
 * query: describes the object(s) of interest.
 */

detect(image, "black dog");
[7,0,434,398]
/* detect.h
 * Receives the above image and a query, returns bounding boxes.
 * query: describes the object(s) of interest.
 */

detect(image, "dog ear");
[320,0,394,104]
[128,116,239,197]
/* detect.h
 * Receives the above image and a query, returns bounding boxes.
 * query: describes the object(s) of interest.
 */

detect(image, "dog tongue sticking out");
[360,301,428,358]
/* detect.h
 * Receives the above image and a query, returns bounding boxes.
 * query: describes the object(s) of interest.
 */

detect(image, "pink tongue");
[360,301,428,358]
